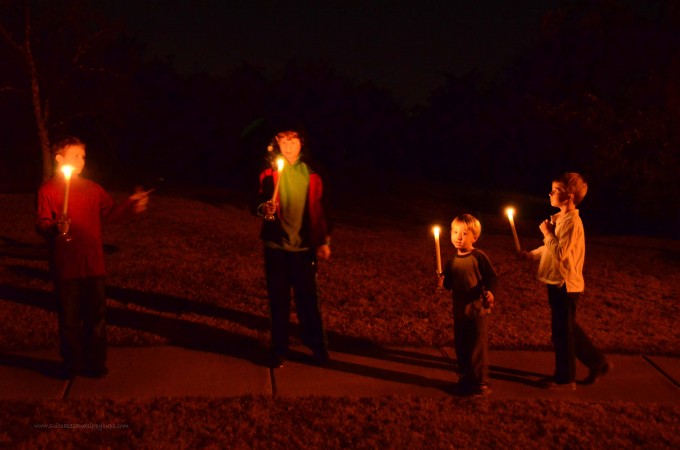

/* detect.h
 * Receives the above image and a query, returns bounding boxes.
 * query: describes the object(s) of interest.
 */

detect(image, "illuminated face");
[276,132,302,164]
[549,181,570,208]
[451,222,478,253]
[56,145,86,175]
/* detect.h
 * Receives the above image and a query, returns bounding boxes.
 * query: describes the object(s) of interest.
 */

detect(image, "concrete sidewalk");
[0,346,678,403]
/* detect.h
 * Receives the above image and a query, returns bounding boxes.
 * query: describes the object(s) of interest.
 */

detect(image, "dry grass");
[1,190,679,448]
[0,192,678,355]
[1,397,678,449]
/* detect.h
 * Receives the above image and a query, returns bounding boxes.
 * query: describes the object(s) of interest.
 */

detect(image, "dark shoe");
[471,383,492,397]
[455,381,491,397]
[584,360,613,385]
[83,365,109,379]
[57,365,79,380]
[312,349,329,367]
[270,354,286,369]
[539,377,576,390]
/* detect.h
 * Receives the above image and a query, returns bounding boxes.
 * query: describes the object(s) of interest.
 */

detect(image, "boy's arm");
[442,260,452,291]
[35,189,57,239]
[477,251,499,293]
[543,218,580,263]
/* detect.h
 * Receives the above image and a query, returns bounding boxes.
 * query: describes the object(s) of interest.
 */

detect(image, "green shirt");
[269,158,310,251]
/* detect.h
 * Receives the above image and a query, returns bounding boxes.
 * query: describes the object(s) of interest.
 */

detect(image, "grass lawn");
[1,189,678,448]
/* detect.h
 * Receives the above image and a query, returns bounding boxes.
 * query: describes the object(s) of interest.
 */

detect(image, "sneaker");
[471,383,492,397]
[539,377,576,390]
[584,360,613,385]
[456,382,491,397]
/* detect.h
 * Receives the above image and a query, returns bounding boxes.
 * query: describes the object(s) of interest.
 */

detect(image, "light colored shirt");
[530,209,585,292]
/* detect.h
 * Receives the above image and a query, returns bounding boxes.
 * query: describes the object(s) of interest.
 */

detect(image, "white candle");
[60,165,74,215]
[505,207,521,252]
[433,226,442,274]
[271,157,285,202]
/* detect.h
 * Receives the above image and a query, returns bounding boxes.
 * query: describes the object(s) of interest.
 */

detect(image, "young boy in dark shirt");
[443,214,498,396]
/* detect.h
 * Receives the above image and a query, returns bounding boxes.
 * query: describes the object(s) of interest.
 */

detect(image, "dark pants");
[55,276,107,371]
[264,247,327,357]
[453,303,489,386]
[548,285,605,383]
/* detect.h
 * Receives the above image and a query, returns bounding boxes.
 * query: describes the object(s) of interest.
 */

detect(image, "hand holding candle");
[264,158,285,221]
[433,225,442,274]
[505,207,521,253]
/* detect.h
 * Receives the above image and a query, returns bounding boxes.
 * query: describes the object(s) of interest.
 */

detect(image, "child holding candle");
[442,214,498,396]
[255,126,332,368]
[520,172,611,389]
[35,137,149,379]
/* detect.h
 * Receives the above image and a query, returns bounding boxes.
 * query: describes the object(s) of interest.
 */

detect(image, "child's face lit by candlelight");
[276,132,302,164]
[56,145,86,176]
[549,181,571,208]
[451,223,478,254]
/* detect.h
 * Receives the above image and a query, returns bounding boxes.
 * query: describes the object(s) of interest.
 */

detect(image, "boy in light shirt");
[522,172,611,389]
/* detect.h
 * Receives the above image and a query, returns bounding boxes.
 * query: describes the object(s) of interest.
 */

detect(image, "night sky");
[98,0,561,106]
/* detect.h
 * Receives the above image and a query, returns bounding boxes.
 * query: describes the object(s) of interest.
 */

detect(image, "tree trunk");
[23,3,51,182]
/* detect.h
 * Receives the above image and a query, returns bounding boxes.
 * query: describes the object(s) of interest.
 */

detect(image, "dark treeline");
[1,0,678,237]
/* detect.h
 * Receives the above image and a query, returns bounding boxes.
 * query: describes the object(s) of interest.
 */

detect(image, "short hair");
[52,136,85,157]
[554,172,588,205]
[451,213,482,238]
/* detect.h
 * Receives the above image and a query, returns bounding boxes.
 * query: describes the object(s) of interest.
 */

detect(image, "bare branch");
[0,21,23,53]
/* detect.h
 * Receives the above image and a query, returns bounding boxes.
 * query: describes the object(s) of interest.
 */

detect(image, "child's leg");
[574,323,606,370]
[470,315,489,385]
[291,249,327,355]
[264,247,293,357]
[547,285,576,383]
[55,279,83,372]
[453,315,474,383]
[80,276,107,371]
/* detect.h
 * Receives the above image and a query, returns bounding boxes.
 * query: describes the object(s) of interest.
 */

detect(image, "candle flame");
[276,157,285,171]
[61,165,74,180]
[505,207,515,219]
[432,225,440,237]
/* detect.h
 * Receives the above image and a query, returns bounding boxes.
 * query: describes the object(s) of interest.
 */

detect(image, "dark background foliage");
[1,0,678,237]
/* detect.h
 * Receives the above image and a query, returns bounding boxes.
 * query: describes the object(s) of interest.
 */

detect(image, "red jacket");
[36,176,132,280]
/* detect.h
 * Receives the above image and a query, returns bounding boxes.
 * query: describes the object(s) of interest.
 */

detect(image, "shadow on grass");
[0,236,47,261]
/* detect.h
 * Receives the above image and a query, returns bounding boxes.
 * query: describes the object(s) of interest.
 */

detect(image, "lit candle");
[60,165,74,215]
[505,207,521,253]
[271,157,285,202]
[433,225,442,274]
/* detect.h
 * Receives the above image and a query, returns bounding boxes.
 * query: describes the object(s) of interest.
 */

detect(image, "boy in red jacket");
[36,137,148,379]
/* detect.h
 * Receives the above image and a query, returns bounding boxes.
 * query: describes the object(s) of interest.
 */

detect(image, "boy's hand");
[56,217,70,235]
[539,219,554,237]
[263,200,277,217]
[518,250,532,261]
[317,244,331,260]
[483,290,495,309]
[130,188,150,213]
